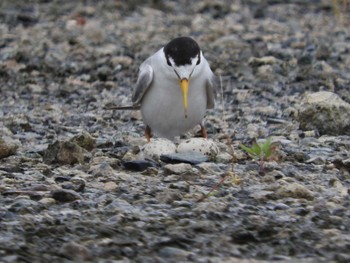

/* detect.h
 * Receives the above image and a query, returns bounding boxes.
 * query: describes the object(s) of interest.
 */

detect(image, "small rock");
[195,162,223,175]
[38,197,56,205]
[60,241,92,261]
[9,198,42,214]
[71,132,96,151]
[246,123,269,139]
[51,189,81,202]
[250,190,274,201]
[141,138,176,160]
[216,152,234,163]
[43,140,86,165]
[84,20,106,44]
[104,199,140,214]
[61,178,86,192]
[273,203,290,210]
[123,159,159,171]
[298,91,350,135]
[97,65,112,81]
[313,60,333,74]
[257,65,274,80]
[329,178,348,197]
[177,138,219,160]
[160,152,208,165]
[0,136,20,159]
[248,56,280,66]
[104,181,118,191]
[275,183,314,200]
[156,190,183,204]
[158,246,192,260]
[65,19,79,31]
[305,156,326,165]
[89,162,116,177]
[163,163,193,175]
[111,56,133,67]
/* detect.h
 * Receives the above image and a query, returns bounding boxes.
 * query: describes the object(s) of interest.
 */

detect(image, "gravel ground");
[1,0,350,262]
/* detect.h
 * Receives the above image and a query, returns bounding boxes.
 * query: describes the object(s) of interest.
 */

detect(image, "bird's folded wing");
[206,74,219,109]
[132,64,154,105]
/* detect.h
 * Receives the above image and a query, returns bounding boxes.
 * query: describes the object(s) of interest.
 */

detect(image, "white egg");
[177,138,219,160]
[141,138,176,160]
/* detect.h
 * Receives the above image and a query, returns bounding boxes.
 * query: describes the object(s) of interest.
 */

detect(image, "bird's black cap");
[164,37,201,67]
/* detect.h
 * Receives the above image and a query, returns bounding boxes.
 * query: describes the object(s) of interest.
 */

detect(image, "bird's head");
[163,37,202,118]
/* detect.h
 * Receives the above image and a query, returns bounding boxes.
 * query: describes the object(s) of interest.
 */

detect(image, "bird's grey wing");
[206,74,219,109]
[132,64,154,105]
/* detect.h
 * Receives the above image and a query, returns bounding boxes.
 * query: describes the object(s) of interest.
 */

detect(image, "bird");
[110,37,218,142]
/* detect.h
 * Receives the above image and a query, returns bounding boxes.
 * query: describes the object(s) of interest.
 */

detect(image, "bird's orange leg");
[145,126,152,143]
[200,125,207,139]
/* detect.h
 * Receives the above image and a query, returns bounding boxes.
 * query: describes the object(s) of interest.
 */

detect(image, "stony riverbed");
[1,0,350,262]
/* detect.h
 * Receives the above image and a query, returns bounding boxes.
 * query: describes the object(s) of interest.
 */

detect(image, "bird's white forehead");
[168,57,198,79]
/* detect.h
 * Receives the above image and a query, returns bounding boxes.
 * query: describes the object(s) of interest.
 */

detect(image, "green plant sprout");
[240,137,279,175]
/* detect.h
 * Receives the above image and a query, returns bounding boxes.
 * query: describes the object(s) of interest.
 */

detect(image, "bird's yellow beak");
[180,79,189,118]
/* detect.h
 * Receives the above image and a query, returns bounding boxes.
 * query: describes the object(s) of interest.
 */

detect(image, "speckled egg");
[177,138,219,160]
[141,138,176,160]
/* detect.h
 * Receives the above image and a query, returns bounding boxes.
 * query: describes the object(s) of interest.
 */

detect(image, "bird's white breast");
[140,51,208,139]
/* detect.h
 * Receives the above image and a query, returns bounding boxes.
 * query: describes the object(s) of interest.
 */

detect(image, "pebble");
[0,136,20,159]
[60,241,92,261]
[248,56,281,66]
[275,183,314,200]
[38,197,56,205]
[71,132,96,151]
[163,163,193,175]
[160,152,208,165]
[60,178,86,192]
[158,246,193,260]
[51,189,82,202]
[104,181,118,191]
[8,198,42,214]
[195,162,223,174]
[123,159,159,171]
[43,140,86,165]
[216,152,234,163]
[89,162,116,177]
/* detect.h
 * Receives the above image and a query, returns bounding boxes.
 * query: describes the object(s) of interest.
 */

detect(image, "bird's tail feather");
[104,105,139,110]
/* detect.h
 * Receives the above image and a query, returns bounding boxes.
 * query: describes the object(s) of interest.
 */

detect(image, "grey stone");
[51,189,81,202]
[163,163,193,175]
[60,241,92,261]
[71,132,96,151]
[0,136,20,159]
[275,183,314,200]
[160,152,208,165]
[123,159,159,171]
[43,140,86,165]
[298,91,350,135]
